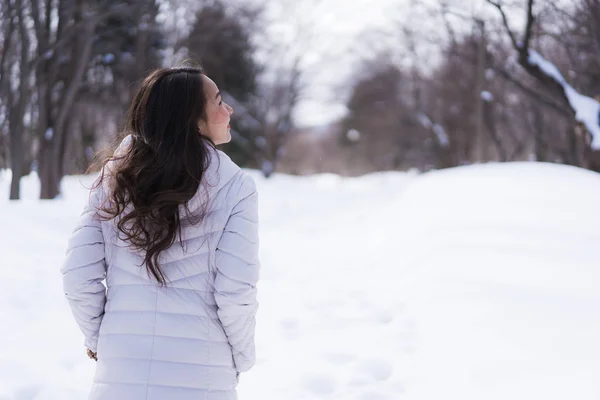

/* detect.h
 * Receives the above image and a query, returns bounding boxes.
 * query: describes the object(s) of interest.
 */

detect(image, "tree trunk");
[531,105,545,162]
[7,91,27,200]
[6,0,31,200]
[38,138,60,199]
[474,19,486,163]
[34,1,97,198]
[482,98,507,162]
[589,149,600,172]
[8,130,23,200]
[574,123,590,168]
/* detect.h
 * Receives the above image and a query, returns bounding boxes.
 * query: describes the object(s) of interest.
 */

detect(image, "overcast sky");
[272,0,406,127]
[277,0,492,127]
[271,0,533,127]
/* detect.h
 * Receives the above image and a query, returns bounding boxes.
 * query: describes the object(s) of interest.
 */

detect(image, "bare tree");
[403,0,596,167]
[0,0,34,200]
[30,0,140,198]
[251,0,326,176]
[251,60,303,177]
[486,0,600,167]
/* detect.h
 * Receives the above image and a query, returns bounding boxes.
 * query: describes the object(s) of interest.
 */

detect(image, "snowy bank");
[1,162,600,399]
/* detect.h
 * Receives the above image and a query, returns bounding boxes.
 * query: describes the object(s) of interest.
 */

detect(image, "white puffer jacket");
[61,139,260,400]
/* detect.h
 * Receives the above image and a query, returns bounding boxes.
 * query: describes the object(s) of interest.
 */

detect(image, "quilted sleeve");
[214,175,260,373]
[60,185,107,353]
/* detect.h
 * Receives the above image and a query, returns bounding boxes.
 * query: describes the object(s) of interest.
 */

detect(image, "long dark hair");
[94,67,215,285]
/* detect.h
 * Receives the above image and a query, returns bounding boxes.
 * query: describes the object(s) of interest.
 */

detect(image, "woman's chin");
[216,132,232,146]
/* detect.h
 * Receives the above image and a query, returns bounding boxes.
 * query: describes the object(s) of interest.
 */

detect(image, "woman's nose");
[227,104,234,115]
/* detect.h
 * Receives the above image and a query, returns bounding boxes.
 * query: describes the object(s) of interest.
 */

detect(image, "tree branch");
[487,0,577,115]
[54,5,96,156]
[584,0,600,69]
[482,98,508,161]
[29,2,139,70]
[29,0,44,45]
[442,40,571,118]
[521,0,535,54]
[491,62,571,118]
[486,0,520,50]
[439,3,458,47]
[0,0,14,94]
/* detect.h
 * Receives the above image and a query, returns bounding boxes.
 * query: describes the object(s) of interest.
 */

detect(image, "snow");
[261,160,274,177]
[481,90,493,102]
[528,50,600,149]
[528,51,565,85]
[432,124,449,147]
[417,113,449,147]
[2,162,600,399]
[346,128,361,142]
[44,128,53,141]
[417,113,432,129]
[102,53,115,64]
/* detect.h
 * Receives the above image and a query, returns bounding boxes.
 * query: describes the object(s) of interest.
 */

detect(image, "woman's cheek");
[209,107,229,124]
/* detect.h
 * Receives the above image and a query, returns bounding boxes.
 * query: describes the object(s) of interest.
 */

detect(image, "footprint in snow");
[301,375,337,395]
[355,359,393,382]
[280,319,299,340]
[375,310,394,324]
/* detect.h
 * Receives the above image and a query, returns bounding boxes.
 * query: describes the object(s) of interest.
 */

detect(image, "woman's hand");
[86,348,98,361]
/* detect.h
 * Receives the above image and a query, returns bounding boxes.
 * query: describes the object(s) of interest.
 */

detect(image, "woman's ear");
[198,119,208,137]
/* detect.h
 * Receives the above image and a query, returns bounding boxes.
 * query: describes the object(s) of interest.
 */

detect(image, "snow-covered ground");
[1,162,600,400]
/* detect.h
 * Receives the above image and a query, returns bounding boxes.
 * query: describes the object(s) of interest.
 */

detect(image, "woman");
[61,67,260,400]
